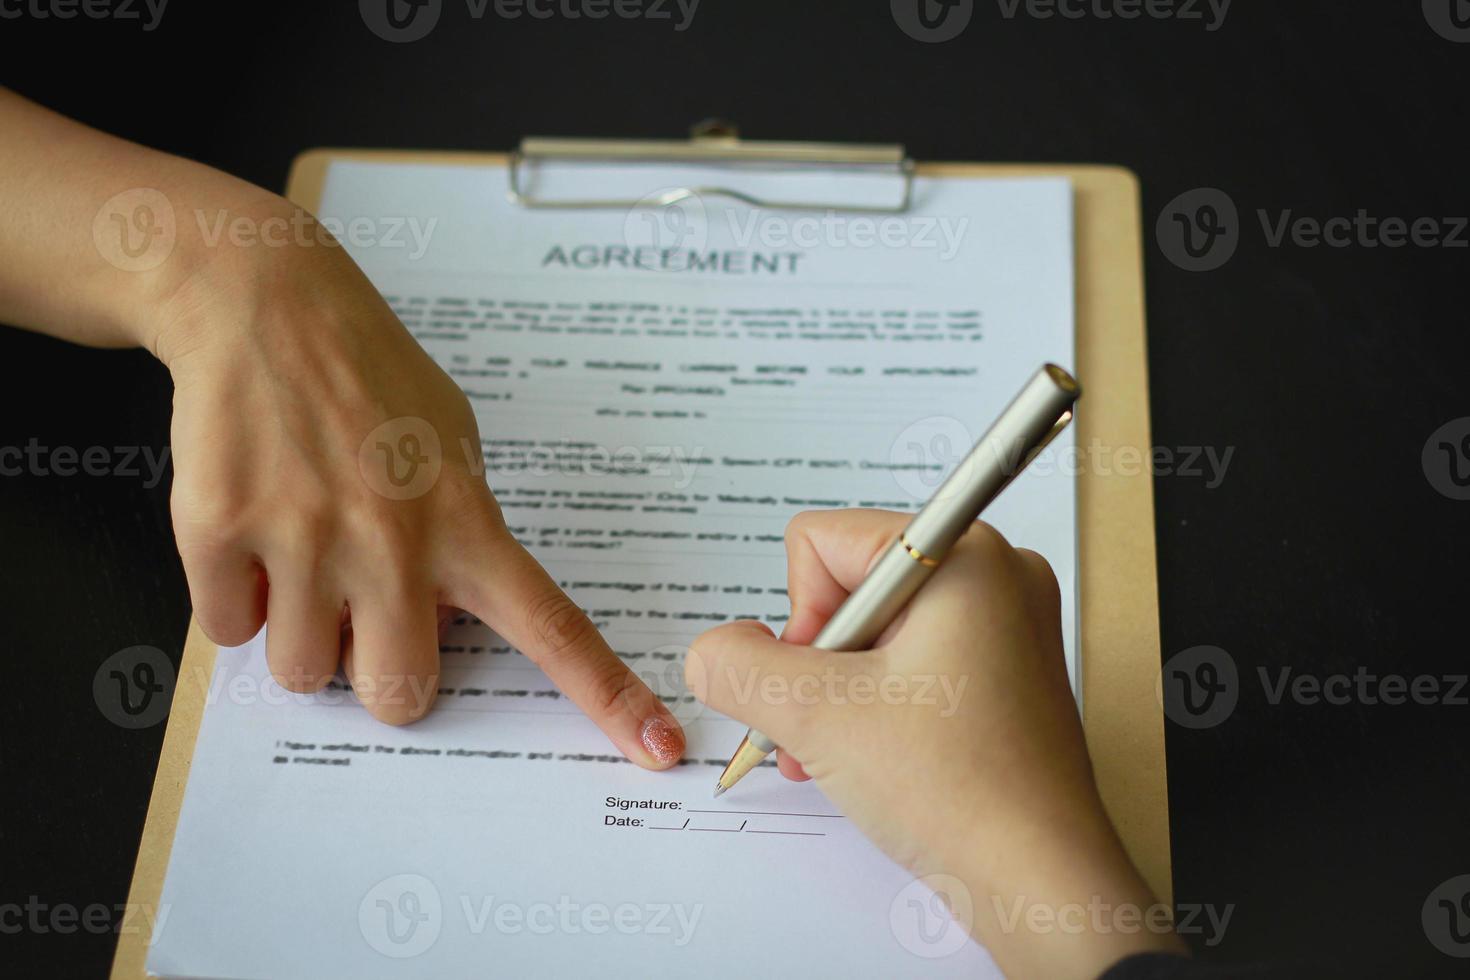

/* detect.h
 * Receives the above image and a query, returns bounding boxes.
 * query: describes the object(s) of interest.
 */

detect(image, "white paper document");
[149,159,1075,979]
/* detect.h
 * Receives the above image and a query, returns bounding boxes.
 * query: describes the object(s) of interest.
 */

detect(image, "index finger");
[780,509,912,645]
[449,533,685,770]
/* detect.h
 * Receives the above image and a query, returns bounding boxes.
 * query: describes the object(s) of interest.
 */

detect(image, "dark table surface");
[3,2,1468,977]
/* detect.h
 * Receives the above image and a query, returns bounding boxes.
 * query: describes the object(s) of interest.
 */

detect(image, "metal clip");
[507,119,914,212]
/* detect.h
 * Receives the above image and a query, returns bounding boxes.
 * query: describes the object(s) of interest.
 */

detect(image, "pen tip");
[712,782,726,799]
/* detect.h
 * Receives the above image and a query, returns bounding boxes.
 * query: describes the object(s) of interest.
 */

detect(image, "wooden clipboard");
[113,150,1169,978]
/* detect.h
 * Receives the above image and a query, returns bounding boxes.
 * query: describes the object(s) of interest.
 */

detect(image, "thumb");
[686,620,843,751]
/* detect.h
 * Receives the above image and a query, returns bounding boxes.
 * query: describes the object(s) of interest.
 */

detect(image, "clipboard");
[112,129,1170,978]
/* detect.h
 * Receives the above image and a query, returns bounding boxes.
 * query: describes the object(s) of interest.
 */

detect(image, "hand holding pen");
[714,364,1082,794]
[684,511,1181,979]
[683,366,1184,977]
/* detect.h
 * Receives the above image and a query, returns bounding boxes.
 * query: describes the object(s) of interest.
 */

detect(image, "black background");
[3,2,1468,977]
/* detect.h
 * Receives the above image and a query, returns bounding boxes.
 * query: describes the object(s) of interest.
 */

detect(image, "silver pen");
[713,364,1082,796]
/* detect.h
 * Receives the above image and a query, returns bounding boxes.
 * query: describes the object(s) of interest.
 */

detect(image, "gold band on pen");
[900,535,940,568]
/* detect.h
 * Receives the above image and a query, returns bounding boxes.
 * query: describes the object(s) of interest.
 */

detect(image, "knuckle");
[440,471,499,520]
[272,504,338,556]
[356,512,416,561]
[524,590,600,664]
[453,508,512,571]
[963,520,1012,558]
[172,487,251,551]
[590,663,641,718]
[785,510,819,542]
[1017,548,1063,609]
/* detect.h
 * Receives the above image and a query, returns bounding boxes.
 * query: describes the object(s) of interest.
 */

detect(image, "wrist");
[118,173,303,367]
[929,796,1185,979]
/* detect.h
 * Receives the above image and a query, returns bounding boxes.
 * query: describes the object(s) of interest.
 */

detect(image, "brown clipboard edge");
[112,151,1169,979]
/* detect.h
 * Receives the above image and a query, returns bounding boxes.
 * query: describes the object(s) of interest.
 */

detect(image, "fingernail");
[640,717,685,767]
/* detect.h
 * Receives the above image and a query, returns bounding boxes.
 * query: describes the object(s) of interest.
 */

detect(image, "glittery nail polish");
[640,717,684,766]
